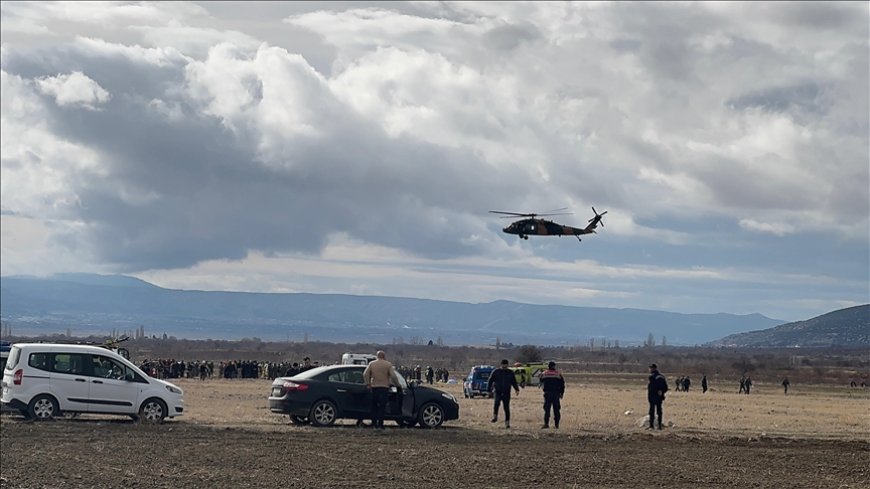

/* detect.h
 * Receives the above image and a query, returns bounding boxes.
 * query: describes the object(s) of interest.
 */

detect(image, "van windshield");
[473,370,492,380]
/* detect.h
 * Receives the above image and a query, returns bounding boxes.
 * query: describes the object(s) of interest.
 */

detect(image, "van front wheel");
[138,398,167,424]
[28,394,59,421]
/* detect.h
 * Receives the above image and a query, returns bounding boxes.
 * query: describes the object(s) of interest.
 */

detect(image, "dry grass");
[172,373,870,440]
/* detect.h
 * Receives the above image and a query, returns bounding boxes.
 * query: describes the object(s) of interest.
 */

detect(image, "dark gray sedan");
[268,365,459,428]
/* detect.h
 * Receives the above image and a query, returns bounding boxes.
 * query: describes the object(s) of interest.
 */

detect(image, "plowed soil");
[1,377,867,488]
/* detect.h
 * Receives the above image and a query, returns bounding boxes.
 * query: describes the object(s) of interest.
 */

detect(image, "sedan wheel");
[417,402,444,429]
[309,400,337,427]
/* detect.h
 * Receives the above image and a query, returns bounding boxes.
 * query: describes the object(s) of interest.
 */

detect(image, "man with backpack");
[647,363,669,430]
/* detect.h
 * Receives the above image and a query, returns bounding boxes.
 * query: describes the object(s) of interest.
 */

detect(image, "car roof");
[278,364,361,380]
[11,343,116,354]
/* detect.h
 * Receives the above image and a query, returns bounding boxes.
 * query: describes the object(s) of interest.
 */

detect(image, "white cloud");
[36,71,111,109]
[0,2,866,322]
[739,219,795,237]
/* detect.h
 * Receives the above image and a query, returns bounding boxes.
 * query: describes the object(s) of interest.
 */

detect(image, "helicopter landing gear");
[519,234,528,240]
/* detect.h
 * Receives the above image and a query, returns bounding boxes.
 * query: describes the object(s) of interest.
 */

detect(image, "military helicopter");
[489,207,607,242]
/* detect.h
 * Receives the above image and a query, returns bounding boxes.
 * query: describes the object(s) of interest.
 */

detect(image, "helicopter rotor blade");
[490,208,572,219]
[541,207,569,214]
[589,207,607,227]
[489,211,533,217]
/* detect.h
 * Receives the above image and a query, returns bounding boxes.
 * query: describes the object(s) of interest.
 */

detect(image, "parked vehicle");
[268,364,459,428]
[340,353,376,365]
[0,342,11,414]
[513,363,547,387]
[0,342,10,372]
[463,365,495,398]
[0,343,183,423]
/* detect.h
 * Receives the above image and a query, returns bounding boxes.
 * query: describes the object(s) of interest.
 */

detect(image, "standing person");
[363,351,401,430]
[745,376,753,395]
[488,359,520,429]
[426,366,434,384]
[539,361,565,429]
[701,375,708,393]
[647,363,669,430]
[738,376,746,394]
[300,357,313,372]
[782,377,790,394]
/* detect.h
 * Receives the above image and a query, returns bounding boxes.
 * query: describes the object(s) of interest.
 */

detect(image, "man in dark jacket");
[647,363,668,430]
[488,359,520,428]
[539,361,565,429]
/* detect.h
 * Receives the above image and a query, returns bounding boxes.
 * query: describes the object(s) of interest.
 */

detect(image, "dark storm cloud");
[8,45,524,271]
[483,21,542,52]
[727,83,829,115]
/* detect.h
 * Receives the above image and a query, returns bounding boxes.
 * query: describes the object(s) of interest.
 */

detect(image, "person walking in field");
[363,351,401,430]
[701,375,708,393]
[647,363,669,430]
[744,376,753,394]
[782,377,790,394]
[539,361,565,429]
[488,359,520,429]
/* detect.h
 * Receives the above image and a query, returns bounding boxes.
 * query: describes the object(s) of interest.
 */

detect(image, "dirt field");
[2,376,868,488]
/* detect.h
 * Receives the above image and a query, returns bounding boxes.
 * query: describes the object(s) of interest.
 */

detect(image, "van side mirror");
[124,373,135,382]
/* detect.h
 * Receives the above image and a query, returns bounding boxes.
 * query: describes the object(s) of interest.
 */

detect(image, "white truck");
[340,353,376,365]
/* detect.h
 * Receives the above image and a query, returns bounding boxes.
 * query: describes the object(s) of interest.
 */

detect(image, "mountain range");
[706,304,869,347]
[0,273,796,346]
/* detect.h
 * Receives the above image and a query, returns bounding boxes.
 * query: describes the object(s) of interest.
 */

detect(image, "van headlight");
[165,385,182,395]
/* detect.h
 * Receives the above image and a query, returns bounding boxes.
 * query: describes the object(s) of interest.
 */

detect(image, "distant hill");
[707,305,869,347]
[0,273,785,346]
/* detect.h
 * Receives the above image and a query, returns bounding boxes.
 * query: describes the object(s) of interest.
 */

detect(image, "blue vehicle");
[463,365,495,398]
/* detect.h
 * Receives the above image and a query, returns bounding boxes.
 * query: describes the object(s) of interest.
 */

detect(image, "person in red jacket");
[539,361,565,429]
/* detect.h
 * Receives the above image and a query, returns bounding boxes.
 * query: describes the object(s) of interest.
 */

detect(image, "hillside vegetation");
[708,305,869,348]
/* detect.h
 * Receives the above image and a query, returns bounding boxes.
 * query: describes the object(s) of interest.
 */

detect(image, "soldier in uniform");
[539,361,565,429]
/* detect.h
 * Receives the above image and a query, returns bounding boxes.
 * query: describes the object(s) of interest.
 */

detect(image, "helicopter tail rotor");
[589,207,608,227]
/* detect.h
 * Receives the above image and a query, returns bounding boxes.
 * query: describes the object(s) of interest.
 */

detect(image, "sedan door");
[325,368,370,419]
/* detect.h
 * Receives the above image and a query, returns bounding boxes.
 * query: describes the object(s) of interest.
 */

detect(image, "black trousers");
[543,392,561,426]
[492,391,512,421]
[371,387,389,428]
[648,399,663,427]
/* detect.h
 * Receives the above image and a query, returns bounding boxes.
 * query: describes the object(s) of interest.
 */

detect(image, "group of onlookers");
[137,357,322,380]
[395,365,451,384]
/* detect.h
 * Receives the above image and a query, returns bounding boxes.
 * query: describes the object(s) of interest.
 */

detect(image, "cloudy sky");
[1,1,867,322]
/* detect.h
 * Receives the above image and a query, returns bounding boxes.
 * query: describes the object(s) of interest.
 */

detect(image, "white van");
[340,353,376,365]
[0,343,183,423]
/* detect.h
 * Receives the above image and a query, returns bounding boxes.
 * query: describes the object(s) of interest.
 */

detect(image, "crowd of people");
[137,357,323,380]
[135,356,455,384]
